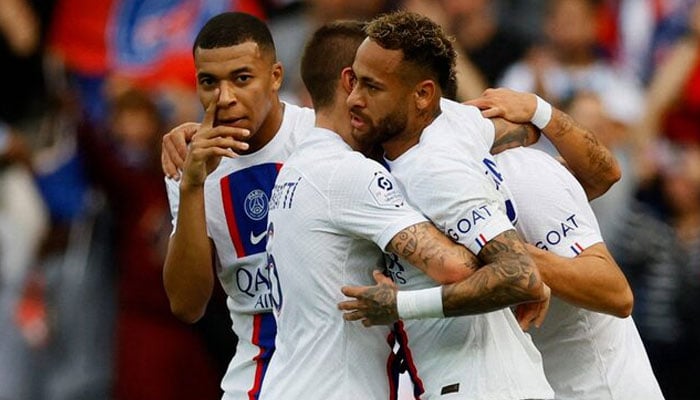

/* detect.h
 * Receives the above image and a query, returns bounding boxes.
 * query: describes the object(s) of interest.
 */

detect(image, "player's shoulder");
[496,146,568,176]
[282,102,315,127]
[338,150,387,176]
[431,98,494,145]
[276,102,316,150]
[440,97,483,118]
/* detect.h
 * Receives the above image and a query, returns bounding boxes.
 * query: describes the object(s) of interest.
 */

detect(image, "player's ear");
[341,67,355,95]
[414,80,437,112]
[271,61,284,91]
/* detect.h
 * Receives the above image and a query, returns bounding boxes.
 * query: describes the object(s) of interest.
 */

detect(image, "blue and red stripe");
[570,242,585,255]
[247,312,277,400]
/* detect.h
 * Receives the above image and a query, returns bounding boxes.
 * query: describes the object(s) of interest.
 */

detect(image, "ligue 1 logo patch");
[244,189,269,221]
[369,171,404,207]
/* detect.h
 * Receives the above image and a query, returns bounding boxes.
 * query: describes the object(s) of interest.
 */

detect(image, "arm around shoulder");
[386,221,479,285]
[441,229,547,318]
[528,242,633,318]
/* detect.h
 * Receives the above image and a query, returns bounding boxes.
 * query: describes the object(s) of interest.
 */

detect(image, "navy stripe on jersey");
[387,328,399,400]
[394,321,425,399]
[220,163,283,257]
[247,312,277,400]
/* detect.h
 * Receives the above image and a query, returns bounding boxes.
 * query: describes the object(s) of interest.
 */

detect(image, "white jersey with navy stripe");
[385,99,554,400]
[259,128,428,400]
[495,146,664,400]
[165,103,315,399]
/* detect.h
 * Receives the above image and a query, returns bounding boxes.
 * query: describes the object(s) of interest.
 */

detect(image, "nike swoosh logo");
[250,230,267,245]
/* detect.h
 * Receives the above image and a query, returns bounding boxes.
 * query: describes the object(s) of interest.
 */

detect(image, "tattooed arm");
[337,221,479,326]
[541,108,620,200]
[340,229,549,327]
[440,229,546,317]
[386,221,479,284]
[490,118,540,154]
[467,88,621,200]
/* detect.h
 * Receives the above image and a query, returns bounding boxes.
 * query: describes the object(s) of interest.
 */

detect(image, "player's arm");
[528,242,633,318]
[439,229,548,318]
[490,118,540,154]
[163,91,243,322]
[162,122,199,180]
[467,88,621,200]
[540,107,620,200]
[389,225,548,328]
[163,193,217,323]
[340,229,548,327]
[386,221,480,284]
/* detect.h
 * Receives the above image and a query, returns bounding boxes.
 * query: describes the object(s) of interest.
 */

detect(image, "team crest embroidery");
[369,171,404,207]
[244,189,269,220]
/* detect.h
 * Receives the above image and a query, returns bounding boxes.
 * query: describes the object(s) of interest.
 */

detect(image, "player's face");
[346,39,412,148]
[194,41,282,147]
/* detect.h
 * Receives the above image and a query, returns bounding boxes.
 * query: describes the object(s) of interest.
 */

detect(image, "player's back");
[495,146,664,400]
[384,101,553,399]
[261,128,426,399]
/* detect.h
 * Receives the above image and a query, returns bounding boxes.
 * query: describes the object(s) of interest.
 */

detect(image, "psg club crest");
[244,189,269,221]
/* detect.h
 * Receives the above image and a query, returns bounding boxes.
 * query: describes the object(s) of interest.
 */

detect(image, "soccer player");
[162,12,315,399]
[259,21,549,400]
[339,12,664,399]
[338,11,554,399]
[470,89,665,399]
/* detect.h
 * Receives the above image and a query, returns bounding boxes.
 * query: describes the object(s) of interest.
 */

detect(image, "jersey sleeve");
[327,154,427,251]
[440,98,496,149]
[495,148,603,258]
[406,152,514,255]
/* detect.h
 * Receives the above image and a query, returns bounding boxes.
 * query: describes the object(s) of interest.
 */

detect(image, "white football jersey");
[165,103,315,399]
[495,146,664,400]
[385,99,554,400]
[259,128,428,400]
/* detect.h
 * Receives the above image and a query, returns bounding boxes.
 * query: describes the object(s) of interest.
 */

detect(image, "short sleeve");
[495,148,603,258]
[327,154,427,251]
[405,152,514,255]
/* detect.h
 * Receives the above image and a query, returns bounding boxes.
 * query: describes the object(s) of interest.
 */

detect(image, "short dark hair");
[365,11,456,98]
[300,20,366,109]
[193,12,276,59]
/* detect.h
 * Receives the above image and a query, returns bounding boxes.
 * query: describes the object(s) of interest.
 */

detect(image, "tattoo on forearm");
[491,120,539,154]
[492,125,534,151]
[390,222,479,274]
[551,111,614,176]
[441,230,539,316]
[392,224,420,258]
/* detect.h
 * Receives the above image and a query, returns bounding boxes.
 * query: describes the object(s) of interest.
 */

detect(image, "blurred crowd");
[0,0,698,399]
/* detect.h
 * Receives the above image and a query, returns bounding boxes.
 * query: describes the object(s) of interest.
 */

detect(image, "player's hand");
[514,282,551,331]
[338,270,399,327]
[163,91,252,181]
[179,90,250,188]
[162,122,199,180]
[465,87,539,123]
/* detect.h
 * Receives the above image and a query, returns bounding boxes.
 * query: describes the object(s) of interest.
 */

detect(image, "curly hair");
[365,11,457,98]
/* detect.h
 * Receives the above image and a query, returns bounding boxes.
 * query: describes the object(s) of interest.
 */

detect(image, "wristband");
[396,286,444,320]
[531,95,552,130]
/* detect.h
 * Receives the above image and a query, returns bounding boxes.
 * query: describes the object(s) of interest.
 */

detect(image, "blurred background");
[0,0,698,399]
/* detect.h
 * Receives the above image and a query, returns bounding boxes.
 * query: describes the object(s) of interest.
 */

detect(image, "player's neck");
[383,103,441,161]
[315,104,363,151]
